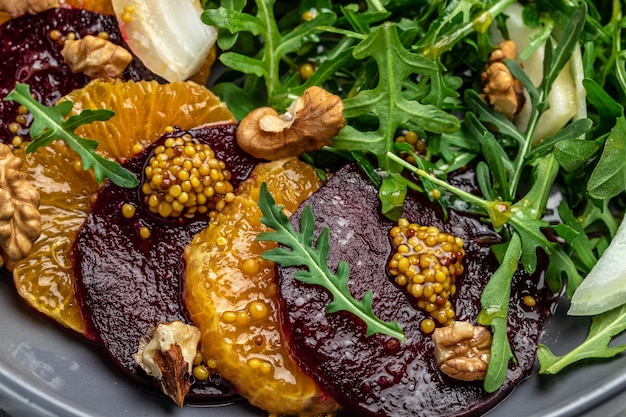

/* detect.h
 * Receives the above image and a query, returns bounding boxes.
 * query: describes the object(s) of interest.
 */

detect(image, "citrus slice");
[111,0,217,82]
[184,158,341,416]
[568,218,626,316]
[60,0,115,15]
[10,142,99,337]
[10,80,234,337]
[62,79,235,161]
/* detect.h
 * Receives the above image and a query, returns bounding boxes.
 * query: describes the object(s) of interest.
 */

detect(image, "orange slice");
[10,142,100,337]
[184,158,341,416]
[63,79,235,161]
[10,80,234,338]
[60,0,115,15]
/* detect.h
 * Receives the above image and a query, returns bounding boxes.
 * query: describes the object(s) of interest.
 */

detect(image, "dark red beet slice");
[276,164,554,417]
[0,8,158,145]
[71,124,259,403]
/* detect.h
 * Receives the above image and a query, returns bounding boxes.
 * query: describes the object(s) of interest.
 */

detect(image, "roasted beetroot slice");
[0,8,158,145]
[276,164,554,417]
[72,124,258,404]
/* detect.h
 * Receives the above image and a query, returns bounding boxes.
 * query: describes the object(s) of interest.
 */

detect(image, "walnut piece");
[481,40,526,120]
[0,0,58,17]
[133,321,201,407]
[432,321,492,381]
[61,35,132,80]
[236,86,345,160]
[0,144,41,263]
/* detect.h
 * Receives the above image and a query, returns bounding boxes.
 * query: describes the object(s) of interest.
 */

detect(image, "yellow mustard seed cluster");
[49,27,83,47]
[120,5,135,23]
[192,351,208,380]
[7,105,29,147]
[388,218,465,332]
[141,135,235,218]
[191,351,218,382]
[394,131,427,164]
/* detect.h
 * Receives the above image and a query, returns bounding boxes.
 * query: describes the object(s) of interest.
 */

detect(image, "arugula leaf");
[554,201,598,273]
[211,78,266,121]
[4,83,138,188]
[538,304,626,374]
[477,233,521,393]
[379,173,408,221]
[583,78,623,134]
[256,182,406,341]
[464,90,525,148]
[527,118,594,161]
[587,115,626,199]
[435,130,480,173]
[332,22,460,171]
[202,0,337,109]
[541,7,586,96]
[477,129,512,201]
[545,247,584,297]
[416,0,517,59]
[554,139,599,172]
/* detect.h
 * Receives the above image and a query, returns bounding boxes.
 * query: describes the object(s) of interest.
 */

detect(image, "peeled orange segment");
[60,0,115,15]
[184,158,340,416]
[62,79,235,161]
[10,80,234,337]
[9,142,99,338]
[112,0,217,82]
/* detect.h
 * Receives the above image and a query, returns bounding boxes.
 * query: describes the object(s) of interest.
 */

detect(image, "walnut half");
[481,40,526,120]
[0,0,58,18]
[134,321,201,407]
[236,86,345,160]
[61,35,132,80]
[0,143,41,265]
[432,321,492,381]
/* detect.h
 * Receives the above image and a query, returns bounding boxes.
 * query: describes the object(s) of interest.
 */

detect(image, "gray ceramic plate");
[1,266,626,417]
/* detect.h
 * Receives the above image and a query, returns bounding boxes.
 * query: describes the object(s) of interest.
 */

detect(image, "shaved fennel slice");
[112,0,217,82]
[496,3,583,143]
[568,219,626,316]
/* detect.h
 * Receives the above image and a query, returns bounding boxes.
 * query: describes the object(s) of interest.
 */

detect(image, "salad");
[1,0,626,416]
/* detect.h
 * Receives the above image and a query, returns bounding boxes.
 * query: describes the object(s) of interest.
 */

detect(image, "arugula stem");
[507,98,543,199]
[365,0,387,13]
[315,26,366,40]
[386,151,513,228]
[612,0,626,96]
[259,0,280,99]
[597,1,624,101]
[426,0,517,58]
[387,152,485,205]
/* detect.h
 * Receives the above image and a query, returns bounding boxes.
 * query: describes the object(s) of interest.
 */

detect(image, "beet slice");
[71,124,259,403]
[0,8,158,145]
[276,164,554,417]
